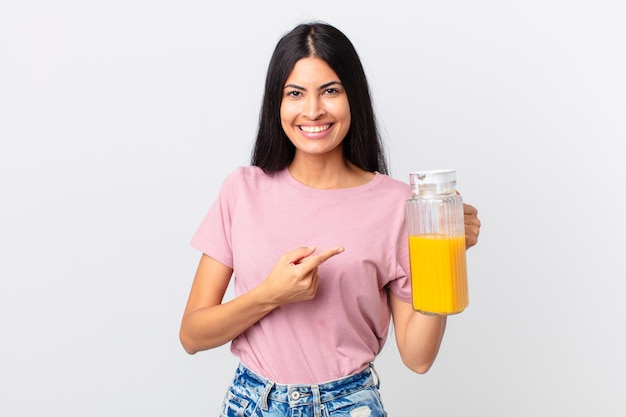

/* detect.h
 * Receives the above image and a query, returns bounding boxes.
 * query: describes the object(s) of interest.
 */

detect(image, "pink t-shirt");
[191,166,412,384]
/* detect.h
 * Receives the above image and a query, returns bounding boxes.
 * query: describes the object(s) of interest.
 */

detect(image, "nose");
[303,95,325,120]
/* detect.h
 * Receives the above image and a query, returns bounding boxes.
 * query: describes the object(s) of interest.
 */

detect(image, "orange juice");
[409,234,468,315]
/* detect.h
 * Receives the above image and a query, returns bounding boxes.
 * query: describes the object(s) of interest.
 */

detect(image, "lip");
[298,123,333,137]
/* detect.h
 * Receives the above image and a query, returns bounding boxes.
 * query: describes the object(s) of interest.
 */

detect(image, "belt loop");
[369,362,381,388]
[259,381,274,411]
[312,384,322,417]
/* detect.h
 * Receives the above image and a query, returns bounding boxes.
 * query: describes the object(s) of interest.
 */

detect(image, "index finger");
[463,203,478,216]
[311,246,345,266]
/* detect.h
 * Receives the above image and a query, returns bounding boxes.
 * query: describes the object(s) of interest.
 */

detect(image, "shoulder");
[218,166,282,198]
[222,166,275,187]
[375,173,412,198]
[225,165,267,180]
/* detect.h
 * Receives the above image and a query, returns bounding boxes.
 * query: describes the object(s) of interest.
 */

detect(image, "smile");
[299,124,331,133]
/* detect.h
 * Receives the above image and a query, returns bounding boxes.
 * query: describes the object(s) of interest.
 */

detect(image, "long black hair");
[251,22,388,175]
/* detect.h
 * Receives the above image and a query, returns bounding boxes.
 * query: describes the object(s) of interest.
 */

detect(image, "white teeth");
[300,124,330,133]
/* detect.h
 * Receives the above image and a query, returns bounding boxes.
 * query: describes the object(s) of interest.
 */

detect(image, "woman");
[180,22,481,416]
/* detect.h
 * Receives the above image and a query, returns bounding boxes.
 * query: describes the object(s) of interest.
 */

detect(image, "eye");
[323,87,341,95]
[285,90,302,98]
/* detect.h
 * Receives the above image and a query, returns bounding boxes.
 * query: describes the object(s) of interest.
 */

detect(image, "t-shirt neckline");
[277,168,385,199]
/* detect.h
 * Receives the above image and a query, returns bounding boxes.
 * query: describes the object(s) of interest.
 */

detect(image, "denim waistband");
[233,363,379,410]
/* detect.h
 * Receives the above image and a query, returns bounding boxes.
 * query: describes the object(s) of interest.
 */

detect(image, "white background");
[1,1,625,416]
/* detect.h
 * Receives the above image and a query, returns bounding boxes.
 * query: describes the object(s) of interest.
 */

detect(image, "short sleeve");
[388,262,412,304]
[190,173,237,268]
[387,216,413,303]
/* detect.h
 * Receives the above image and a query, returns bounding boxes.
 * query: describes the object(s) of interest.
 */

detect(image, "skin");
[281,57,373,189]
[179,57,481,375]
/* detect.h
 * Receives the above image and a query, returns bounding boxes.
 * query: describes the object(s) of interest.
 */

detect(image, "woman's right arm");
[179,254,276,354]
[179,246,344,354]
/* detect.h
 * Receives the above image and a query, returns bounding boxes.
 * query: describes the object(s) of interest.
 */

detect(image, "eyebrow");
[283,81,343,91]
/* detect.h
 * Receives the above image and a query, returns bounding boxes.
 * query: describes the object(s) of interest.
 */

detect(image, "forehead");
[285,57,340,84]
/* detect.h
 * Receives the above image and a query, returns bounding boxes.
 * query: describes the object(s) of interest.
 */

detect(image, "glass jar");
[406,170,469,315]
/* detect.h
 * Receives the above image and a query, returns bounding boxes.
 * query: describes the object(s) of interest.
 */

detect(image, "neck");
[288,153,374,189]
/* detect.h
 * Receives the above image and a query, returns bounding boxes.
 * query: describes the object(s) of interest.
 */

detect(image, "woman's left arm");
[389,294,447,374]
[391,201,481,373]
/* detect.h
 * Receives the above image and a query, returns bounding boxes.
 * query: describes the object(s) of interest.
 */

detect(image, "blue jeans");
[220,363,387,417]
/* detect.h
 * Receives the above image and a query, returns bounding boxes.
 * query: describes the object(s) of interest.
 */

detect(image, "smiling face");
[280,57,351,160]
